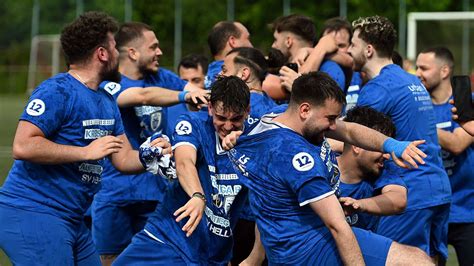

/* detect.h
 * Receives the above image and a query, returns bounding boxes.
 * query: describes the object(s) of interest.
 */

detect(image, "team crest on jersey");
[292,152,314,171]
[26,99,46,116]
[175,121,192,135]
[103,82,121,95]
[150,112,162,131]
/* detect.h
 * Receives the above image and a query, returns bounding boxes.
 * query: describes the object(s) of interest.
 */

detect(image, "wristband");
[192,192,206,202]
[382,137,410,158]
[178,91,189,103]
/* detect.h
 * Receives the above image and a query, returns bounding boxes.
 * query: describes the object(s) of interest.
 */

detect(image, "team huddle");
[0,10,473,266]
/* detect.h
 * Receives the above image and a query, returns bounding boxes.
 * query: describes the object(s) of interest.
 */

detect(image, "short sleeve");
[172,114,201,150]
[155,68,187,91]
[20,84,69,137]
[273,145,334,206]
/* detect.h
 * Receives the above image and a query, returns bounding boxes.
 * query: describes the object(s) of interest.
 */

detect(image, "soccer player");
[178,53,208,89]
[416,47,474,266]
[205,21,253,88]
[114,76,252,265]
[228,72,432,265]
[348,16,451,260]
[338,106,407,232]
[0,12,170,265]
[92,21,207,265]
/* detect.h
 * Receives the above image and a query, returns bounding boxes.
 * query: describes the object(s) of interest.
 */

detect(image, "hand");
[186,89,210,108]
[174,196,206,237]
[315,32,338,54]
[222,130,243,150]
[139,133,174,176]
[149,134,172,156]
[84,135,123,160]
[279,66,300,92]
[391,140,427,169]
[293,47,313,66]
[339,197,364,215]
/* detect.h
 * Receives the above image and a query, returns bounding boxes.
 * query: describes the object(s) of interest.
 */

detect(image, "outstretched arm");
[437,127,474,155]
[117,86,209,108]
[327,120,427,168]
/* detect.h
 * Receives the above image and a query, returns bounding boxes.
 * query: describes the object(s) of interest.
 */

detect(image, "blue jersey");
[204,60,224,89]
[228,114,342,265]
[320,60,346,91]
[143,112,248,265]
[340,162,405,232]
[356,64,451,210]
[433,98,474,223]
[96,75,164,202]
[0,73,124,221]
[343,72,363,115]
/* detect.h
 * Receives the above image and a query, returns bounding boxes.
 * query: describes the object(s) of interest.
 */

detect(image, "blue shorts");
[91,199,157,255]
[376,204,449,259]
[302,227,392,265]
[113,229,189,265]
[0,203,100,265]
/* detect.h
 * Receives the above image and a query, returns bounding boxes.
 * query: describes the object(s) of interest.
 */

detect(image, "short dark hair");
[272,14,316,45]
[210,76,250,114]
[352,16,397,58]
[178,54,209,74]
[320,17,352,41]
[227,47,268,83]
[60,11,118,65]
[290,72,346,107]
[208,21,242,56]
[115,22,153,49]
[420,46,455,72]
[344,106,396,137]
[266,48,287,75]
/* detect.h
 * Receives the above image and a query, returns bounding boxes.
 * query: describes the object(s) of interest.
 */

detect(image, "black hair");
[208,21,241,56]
[115,22,153,49]
[61,11,118,65]
[210,76,250,114]
[344,106,396,137]
[320,17,352,41]
[227,47,268,83]
[266,48,287,75]
[290,72,346,107]
[272,14,316,45]
[420,46,455,71]
[178,53,209,74]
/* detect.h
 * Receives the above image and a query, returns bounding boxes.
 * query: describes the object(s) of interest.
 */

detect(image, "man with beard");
[348,16,451,261]
[92,22,208,265]
[338,106,407,232]
[228,72,432,265]
[416,47,474,266]
[0,12,171,265]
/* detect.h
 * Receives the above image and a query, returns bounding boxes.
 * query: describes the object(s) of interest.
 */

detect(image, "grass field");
[0,94,461,265]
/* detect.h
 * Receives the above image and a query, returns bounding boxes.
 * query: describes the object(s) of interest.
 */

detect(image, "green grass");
[0,95,461,265]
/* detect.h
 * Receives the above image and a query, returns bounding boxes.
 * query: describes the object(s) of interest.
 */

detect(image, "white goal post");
[407,11,474,73]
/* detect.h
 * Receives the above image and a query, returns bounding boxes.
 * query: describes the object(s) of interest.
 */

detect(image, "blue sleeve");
[158,68,187,91]
[273,146,334,205]
[356,82,391,113]
[172,114,201,150]
[21,84,70,137]
[320,60,346,91]
[111,99,125,136]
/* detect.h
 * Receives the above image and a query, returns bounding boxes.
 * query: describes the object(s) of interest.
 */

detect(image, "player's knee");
[386,242,434,266]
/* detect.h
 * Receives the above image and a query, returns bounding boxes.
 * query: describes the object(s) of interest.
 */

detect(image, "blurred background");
[0,0,472,265]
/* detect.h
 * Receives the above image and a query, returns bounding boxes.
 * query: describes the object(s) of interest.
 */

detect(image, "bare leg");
[386,242,434,266]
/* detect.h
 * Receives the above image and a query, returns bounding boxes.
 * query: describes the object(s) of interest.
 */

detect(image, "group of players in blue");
[0,9,473,266]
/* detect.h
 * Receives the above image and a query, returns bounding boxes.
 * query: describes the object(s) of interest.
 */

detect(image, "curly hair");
[60,11,118,65]
[211,76,250,114]
[352,16,397,58]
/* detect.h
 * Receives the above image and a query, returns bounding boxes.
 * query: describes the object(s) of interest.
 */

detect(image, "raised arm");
[173,145,206,237]
[310,194,365,266]
[12,121,123,164]
[327,120,426,168]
